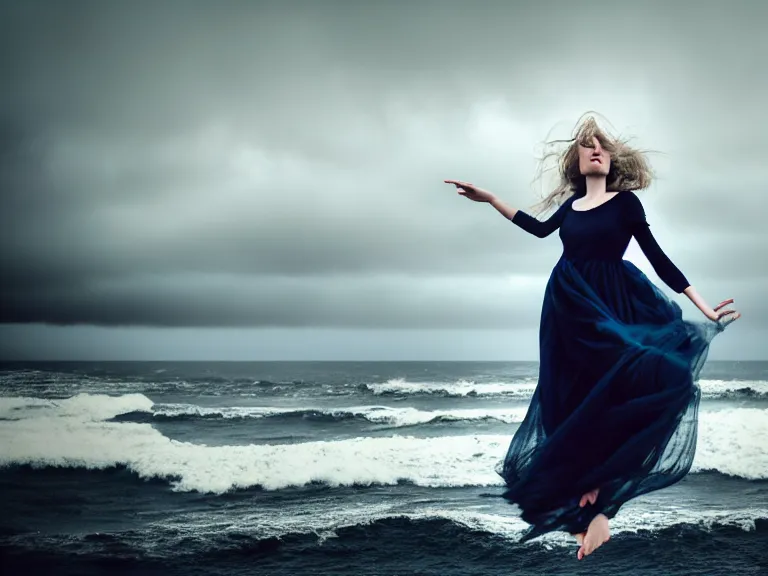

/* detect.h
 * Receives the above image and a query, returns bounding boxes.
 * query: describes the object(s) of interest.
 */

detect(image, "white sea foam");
[152,402,530,427]
[0,395,529,427]
[698,379,768,398]
[364,377,768,399]
[0,394,766,494]
[693,407,768,477]
[365,378,539,397]
[0,393,154,421]
[155,500,766,549]
[419,504,767,544]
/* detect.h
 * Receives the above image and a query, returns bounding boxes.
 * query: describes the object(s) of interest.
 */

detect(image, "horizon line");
[0,358,761,363]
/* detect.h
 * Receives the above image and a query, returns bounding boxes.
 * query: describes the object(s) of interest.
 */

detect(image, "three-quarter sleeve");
[511,199,570,238]
[625,192,691,293]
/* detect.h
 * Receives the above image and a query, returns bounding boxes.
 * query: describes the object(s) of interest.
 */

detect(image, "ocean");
[0,360,766,576]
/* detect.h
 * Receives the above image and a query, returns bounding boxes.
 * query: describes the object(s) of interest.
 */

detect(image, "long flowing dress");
[496,190,728,541]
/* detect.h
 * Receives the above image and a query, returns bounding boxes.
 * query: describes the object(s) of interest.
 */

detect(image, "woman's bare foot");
[579,487,599,507]
[577,513,610,560]
[573,532,586,546]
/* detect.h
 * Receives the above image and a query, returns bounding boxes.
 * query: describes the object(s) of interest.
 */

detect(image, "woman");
[445,115,740,560]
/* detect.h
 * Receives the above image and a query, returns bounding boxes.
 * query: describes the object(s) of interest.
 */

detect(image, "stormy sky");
[1,0,766,360]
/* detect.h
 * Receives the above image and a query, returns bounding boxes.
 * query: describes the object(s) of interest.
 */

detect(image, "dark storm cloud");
[1,273,546,328]
[1,0,766,330]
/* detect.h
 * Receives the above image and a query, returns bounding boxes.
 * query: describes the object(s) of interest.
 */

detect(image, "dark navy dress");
[496,190,727,541]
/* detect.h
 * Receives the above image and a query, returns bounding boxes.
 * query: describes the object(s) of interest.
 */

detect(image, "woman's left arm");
[682,288,740,323]
[626,192,740,323]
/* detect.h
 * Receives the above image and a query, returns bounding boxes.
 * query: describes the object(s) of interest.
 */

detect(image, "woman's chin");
[581,167,609,177]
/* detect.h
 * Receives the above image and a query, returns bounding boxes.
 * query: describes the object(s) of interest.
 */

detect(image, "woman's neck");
[584,175,608,199]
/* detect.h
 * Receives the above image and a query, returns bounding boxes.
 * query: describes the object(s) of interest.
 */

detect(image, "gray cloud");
[1,0,765,349]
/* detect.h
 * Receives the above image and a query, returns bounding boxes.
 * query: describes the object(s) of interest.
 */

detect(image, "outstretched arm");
[495,197,569,238]
[446,179,567,238]
[626,192,740,323]
[445,179,569,239]
[635,226,739,322]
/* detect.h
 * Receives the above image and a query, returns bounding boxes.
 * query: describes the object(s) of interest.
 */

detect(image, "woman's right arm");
[445,179,567,238]
[492,197,568,238]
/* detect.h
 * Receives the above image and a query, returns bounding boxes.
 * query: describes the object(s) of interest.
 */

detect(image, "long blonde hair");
[530,112,655,215]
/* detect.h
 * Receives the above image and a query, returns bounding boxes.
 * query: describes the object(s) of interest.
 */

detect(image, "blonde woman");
[445,115,740,560]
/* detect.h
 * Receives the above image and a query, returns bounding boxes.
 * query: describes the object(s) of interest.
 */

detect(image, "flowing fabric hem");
[495,257,730,541]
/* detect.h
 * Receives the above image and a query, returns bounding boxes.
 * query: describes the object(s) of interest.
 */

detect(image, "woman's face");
[578,136,611,176]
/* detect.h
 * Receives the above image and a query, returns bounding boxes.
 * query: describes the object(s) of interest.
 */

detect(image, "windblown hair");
[530,113,655,215]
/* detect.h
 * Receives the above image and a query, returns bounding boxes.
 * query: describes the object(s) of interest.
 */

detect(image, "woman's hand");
[444,180,496,203]
[684,288,741,326]
[704,298,741,324]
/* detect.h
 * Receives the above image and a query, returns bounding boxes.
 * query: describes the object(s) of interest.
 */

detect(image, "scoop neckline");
[570,192,622,212]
